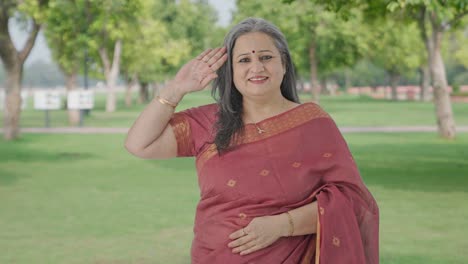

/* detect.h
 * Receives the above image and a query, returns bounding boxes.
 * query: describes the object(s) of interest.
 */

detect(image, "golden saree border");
[315,214,321,264]
[169,112,193,157]
[196,102,330,170]
[300,237,316,263]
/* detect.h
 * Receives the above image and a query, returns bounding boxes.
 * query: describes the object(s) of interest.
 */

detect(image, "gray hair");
[212,17,299,153]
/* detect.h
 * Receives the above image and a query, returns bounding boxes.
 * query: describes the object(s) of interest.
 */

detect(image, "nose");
[251,58,264,73]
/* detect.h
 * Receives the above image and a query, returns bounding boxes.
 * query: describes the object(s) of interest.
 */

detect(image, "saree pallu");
[169,103,379,264]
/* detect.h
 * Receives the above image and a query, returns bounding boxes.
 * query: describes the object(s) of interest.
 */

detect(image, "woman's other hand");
[171,47,227,96]
[227,213,289,256]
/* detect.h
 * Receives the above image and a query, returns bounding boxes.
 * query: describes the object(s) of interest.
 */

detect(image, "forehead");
[233,32,278,55]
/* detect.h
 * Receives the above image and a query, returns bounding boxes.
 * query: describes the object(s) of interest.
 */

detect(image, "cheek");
[233,66,246,84]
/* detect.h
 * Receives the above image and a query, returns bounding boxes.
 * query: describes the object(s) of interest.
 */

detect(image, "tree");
[44,0,88,126]
[367,19,422,100]
[0,0,49,140]
[302,0,468,138]
[120,0,190,105]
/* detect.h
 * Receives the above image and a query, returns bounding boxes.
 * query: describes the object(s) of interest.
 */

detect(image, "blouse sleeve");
[168,105,216,157]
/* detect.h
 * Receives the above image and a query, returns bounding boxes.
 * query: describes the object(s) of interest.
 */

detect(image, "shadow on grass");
[0,147,95,163]
[0,168,25,185]
[0,136,96,185]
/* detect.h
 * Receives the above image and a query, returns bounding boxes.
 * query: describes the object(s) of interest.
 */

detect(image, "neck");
[242,93,288,124]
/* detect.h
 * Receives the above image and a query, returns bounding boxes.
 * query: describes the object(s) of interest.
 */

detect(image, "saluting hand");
[171,47,228,95]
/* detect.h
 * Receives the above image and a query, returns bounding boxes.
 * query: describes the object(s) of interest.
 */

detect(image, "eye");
[239,57,250,63]
[261,55,273,61]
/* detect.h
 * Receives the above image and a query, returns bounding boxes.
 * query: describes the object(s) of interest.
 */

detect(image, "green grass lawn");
[1,133,467,263]
[8,91,468,128]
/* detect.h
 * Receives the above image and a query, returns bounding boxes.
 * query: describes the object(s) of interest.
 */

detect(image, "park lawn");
[0,133,467,263]
[9,91,468,128]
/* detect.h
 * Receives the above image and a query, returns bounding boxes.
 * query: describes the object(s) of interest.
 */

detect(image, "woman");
[125,18,379,263]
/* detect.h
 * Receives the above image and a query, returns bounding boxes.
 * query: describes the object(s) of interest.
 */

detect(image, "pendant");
[255,125,266,134]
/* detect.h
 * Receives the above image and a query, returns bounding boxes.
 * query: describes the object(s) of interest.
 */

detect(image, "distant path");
[1,126,468,134]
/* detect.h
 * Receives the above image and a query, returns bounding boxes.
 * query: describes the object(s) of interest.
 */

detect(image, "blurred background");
[1,0,467,263]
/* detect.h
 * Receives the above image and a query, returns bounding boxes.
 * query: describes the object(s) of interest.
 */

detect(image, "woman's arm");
[124,48,227,159]
[124,84,185,159]
[228,201,318,255]
[280,201,318,236]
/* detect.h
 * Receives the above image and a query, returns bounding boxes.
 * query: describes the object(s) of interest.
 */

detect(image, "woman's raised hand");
[171,47,227,96]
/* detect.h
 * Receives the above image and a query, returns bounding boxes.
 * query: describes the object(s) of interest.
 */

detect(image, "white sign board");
[0,90,29,111]
[34,90,62,110]
[68,90,94,110]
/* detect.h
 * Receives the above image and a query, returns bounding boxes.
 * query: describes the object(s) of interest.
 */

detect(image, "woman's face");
[232,32,286,99]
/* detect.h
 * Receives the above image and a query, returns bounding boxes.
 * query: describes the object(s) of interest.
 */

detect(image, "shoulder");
[299,102,331,120]
[180,103,218,121]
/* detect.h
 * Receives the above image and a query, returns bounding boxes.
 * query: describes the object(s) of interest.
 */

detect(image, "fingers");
[198,47,227,66]
[232,239,257,254]
[209,53,228,72]
[228,230,257,254]
[191,46,227,90]
[206,47,227,65]
[229,228,246,240]
[203,48,221,63]
[196,49,212,61]
[239,243,264,256]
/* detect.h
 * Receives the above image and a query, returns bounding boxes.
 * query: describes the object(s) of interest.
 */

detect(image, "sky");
[9,0,235,66]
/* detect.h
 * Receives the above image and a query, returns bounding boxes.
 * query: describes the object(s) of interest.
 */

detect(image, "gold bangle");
[156,96,177,108]
[286,211,294,237]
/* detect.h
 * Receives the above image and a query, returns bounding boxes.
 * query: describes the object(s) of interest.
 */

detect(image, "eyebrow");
[236,50,273,58]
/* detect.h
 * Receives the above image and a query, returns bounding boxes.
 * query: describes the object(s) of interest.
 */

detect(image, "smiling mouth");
[248,77,269,82]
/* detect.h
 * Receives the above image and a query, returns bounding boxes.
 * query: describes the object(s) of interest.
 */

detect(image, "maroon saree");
[169,102,379,264]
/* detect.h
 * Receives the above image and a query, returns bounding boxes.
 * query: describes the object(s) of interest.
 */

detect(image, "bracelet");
[285,211,294,237]
[156,96,178,108]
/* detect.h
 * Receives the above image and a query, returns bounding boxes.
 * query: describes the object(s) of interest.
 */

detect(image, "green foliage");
[153,0,222,76]
[44,0,87,74]
[347,60,388,87]
[17,0,50,23]
[234,0,368,79]
[368,19,423,77]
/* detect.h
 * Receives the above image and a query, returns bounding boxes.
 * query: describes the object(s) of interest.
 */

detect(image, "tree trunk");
[65,72,80,126]
[344,68,351,92]
[3,64,22,140]
[139,81,149,104]
[430,28,456,139]
[125,74,138,107]
[389,71,400,101]
[417,8,456,138]
[320,78,327,95]
[419,64,431,101]
[99,39,122,113]
[0,14,41,140]
[309,41,320,103]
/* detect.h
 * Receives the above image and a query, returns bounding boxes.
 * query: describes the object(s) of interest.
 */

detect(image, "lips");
[248,76,269,84]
